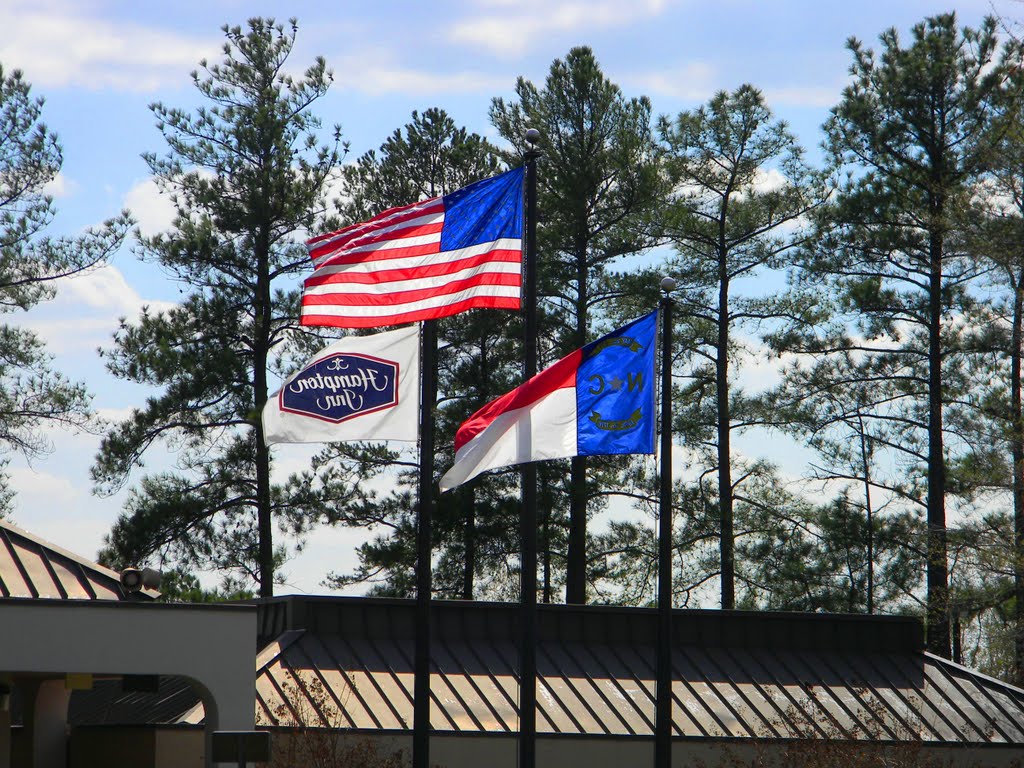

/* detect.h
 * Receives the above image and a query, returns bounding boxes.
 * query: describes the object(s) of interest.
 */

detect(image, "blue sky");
[0,0,1010,593]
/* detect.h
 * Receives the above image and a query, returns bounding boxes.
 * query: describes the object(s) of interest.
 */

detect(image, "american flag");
[301,167,524,328]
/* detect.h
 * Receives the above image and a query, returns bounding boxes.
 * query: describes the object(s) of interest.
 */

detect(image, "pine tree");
[953,80,1024,681]
[490,46,661,603]
[657,84,826,608]
[318,108,524,599]
[0,64,129,513]
[778,13,1023,656]
[92,19,346,596]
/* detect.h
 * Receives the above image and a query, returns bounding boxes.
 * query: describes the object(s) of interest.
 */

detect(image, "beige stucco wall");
[155,729,205,768]
[139,730,1023,768]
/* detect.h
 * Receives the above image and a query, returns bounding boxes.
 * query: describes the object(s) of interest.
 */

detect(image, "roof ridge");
[1,517,121,579]
[924,651,1024,697]
[0,517,159,599]
[256,629,306,674]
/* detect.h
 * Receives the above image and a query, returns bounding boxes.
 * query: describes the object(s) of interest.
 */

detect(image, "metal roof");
[246,596,1024,745]
[0,518,157,600]
[69,676,201,726]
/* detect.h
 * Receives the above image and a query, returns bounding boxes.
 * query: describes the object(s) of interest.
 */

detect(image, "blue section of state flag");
[575,311,657,456]
[439,167,525,251]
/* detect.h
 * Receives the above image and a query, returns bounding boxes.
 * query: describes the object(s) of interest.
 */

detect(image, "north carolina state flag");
[440,312,656,491]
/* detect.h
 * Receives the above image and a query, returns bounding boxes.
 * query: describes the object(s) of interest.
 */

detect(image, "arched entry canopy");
[0,598,255,768]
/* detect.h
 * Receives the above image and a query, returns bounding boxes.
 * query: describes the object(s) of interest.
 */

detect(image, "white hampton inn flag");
[262,325,420,444]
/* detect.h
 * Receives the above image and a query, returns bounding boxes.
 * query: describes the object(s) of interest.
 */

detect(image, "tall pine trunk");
[926,230,949,656]
[567,235,589,604]
[857,412,875,614]
[254,221,275,598]
[1012,266,1024,684]
[718,251,735,609]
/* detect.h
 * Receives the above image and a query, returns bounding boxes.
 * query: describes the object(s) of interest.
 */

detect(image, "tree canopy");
[0,64,129,513]
[92,18,347,596]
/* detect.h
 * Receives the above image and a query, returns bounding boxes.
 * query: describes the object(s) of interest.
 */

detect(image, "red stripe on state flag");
[453,350,583,453]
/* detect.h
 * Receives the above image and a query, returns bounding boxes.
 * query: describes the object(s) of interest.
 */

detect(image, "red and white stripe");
[301,196,521,328]
[439,350,584,492]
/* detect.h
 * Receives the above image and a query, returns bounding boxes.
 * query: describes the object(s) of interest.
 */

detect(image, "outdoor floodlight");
[120,566,161,592]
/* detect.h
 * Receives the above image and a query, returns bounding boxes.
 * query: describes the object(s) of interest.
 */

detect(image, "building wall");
[258,733,1024,768]
[155,730,204,768]
[70,727,155,768]
[67,727,1024,768]
[0,599,255,768]
[70,727,210,768]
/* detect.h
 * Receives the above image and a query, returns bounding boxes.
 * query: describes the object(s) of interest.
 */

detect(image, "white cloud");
[762,84,842,109]
[331,53,505,96]
[635,69,845,111]
[59,263,176,317]
[123,177,177,239]
[6,454,121,563]
[448,0,669,57]
[628,61,717,102]
[26,314,119,356]
[277,524,369,595]
[94,405,136,423]
[43,172,77,199]
[752,168,788,194]
[732,334,789,395]
[15,264,177,355]
[0,0,216,92]
[9,464,82,507]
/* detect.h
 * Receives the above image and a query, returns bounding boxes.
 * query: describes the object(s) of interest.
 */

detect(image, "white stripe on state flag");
[439,388,578,492]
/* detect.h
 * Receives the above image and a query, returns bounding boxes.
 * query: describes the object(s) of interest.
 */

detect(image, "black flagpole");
[413,319,437,768]
[520,129,541,768]
[655,277,676,768]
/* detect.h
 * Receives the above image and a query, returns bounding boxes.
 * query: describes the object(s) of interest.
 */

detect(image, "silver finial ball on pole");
[525,128,540,146]
[660,276,677,294]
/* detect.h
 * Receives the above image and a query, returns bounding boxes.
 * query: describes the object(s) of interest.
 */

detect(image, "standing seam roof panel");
[239,598,1024,746]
